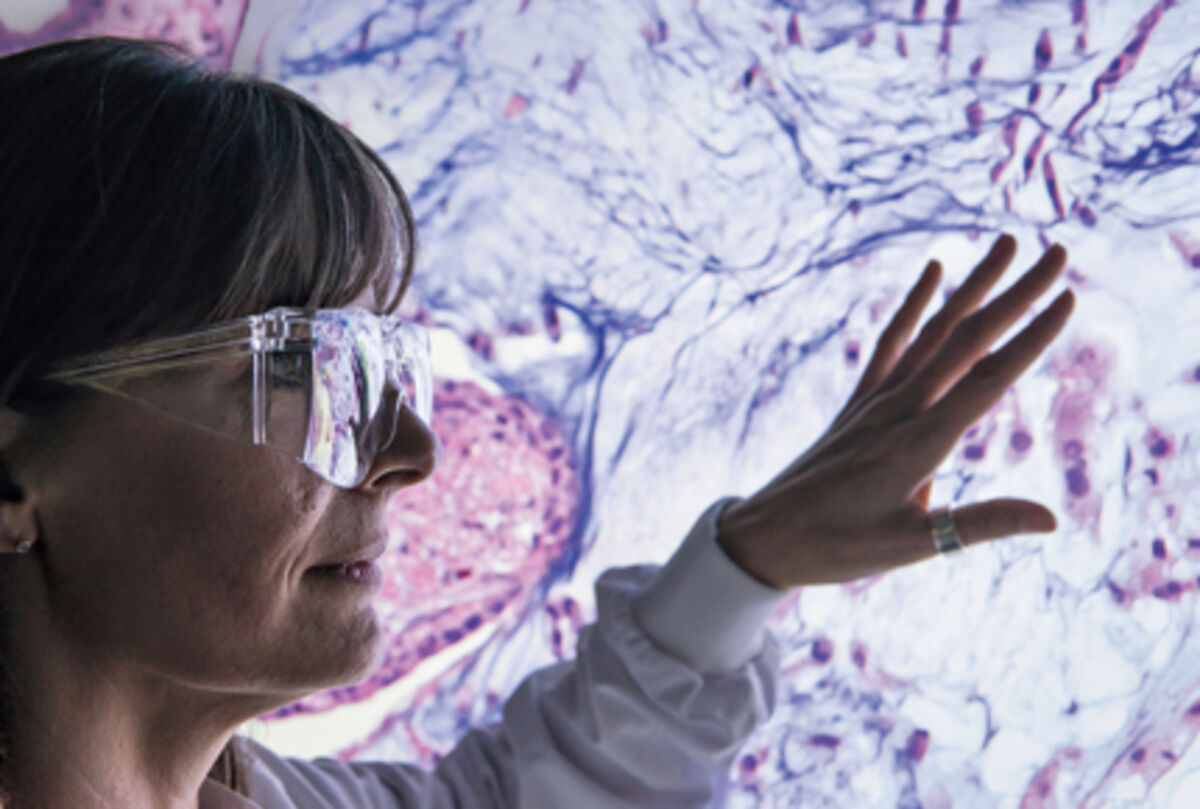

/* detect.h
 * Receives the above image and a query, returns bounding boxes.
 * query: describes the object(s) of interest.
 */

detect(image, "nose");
[355,394,440,493]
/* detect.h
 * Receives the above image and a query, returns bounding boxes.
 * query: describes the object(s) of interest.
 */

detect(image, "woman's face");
[1,298,439,702]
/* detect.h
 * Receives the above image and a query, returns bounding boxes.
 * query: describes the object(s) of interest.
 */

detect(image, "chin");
[313,611,387,687]
[252,609,386,697]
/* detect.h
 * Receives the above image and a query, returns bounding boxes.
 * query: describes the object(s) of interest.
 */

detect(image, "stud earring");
[14,538,33,554]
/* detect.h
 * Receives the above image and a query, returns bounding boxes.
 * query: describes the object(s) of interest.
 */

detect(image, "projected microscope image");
[2,1,1198,806]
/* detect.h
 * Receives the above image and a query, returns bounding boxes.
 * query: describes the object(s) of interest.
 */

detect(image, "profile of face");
[0,290,440,710]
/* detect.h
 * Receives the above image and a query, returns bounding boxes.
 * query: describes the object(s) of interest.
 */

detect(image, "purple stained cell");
[1034,29,1054,70]
[966,102,984,132]
[906,729,930,762]
[1065,466,1090,497]
[1152,538,1166,559]
[964,444,984,460]
[1070,0,1088,26]
[1010,430,1033,451]
[564,60,585,96]
[786,15,803,46]
[467,331,493,360]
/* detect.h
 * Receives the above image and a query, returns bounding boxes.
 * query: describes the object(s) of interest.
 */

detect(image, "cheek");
[152,449,328,606]
[42,413,330,629]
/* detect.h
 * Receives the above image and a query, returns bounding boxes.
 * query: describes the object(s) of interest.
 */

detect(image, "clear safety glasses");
[41,307,433,489]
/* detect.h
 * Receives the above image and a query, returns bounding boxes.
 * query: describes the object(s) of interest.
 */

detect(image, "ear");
[0,502,37,553]
[0,407,23,450]
[0,407,38,552]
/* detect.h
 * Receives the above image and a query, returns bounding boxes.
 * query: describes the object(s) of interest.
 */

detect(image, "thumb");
[948,499,1057,545]
[1020,506,1058,534]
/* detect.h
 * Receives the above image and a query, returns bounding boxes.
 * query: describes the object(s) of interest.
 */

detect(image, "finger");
[909,288,1075,477]
[835,259,942,427]
[877,233,1018,397]
[896,242,1069,416]
[837,235,1019,431]
[933,498,1058,551]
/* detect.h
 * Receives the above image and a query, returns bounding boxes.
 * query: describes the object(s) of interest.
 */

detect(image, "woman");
[0,36,1073,809]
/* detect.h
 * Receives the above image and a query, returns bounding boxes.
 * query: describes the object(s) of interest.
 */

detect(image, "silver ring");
[930,507,965,554]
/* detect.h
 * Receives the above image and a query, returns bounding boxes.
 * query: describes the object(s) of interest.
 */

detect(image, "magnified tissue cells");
[4,0,1200,805]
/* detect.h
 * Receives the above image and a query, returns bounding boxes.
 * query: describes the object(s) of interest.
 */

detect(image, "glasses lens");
[394,321,433,425]
[260,349,314,456]
[303,311,434,488]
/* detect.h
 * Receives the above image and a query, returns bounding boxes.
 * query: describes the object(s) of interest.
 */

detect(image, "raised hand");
[716,234,1075,590]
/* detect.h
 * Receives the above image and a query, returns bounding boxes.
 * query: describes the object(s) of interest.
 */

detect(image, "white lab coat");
[199,497,788,809]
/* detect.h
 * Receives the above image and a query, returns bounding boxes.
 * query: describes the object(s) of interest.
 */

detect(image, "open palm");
[716,234,1075,590]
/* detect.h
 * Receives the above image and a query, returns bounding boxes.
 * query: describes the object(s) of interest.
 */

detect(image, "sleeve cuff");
[630,496,790,674]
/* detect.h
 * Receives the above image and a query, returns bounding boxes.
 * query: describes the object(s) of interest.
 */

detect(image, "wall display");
[3,1,1198,805]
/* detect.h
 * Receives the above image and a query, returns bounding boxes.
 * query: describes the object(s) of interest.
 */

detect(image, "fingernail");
[1021,513,1056,533]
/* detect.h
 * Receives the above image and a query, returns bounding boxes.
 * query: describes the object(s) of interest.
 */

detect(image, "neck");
[0,564,288,809]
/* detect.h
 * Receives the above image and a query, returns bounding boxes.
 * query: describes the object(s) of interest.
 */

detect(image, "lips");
[313,538,388,569]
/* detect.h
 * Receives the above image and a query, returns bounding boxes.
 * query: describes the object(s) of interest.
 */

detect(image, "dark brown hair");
[0,35,420,802]
[0,35,418,416]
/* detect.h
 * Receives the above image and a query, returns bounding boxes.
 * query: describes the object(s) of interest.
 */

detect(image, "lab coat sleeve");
[237,496,790,809]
